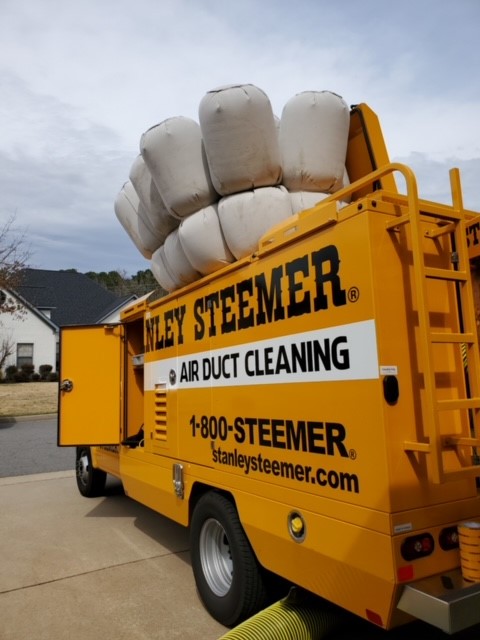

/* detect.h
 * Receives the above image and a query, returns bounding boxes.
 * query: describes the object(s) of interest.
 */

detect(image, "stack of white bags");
[114,84,350,292]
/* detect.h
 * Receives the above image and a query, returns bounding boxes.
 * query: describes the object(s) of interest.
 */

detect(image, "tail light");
[439,526,459,551]
[401,533,434,561]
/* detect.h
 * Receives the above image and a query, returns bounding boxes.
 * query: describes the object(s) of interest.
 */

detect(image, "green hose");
[218,588,346,640]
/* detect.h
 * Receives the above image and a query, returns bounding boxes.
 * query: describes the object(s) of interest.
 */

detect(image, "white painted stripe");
[145,319,379,390]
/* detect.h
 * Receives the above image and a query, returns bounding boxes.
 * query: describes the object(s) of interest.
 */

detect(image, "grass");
[0,382,58,417]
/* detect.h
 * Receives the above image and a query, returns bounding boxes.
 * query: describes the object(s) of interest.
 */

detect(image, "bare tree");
[0,334,14,378]
[0,213,31,318]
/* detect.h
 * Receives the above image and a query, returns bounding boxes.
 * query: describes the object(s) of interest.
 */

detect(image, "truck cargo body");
[58,106,480,634]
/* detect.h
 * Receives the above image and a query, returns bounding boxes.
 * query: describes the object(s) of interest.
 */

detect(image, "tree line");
[84,268,162,297]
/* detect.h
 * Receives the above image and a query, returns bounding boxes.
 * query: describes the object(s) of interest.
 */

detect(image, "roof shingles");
[16,269,131,326]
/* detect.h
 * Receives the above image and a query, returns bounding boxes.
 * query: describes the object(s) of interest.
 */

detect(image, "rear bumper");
[397,569,480,634]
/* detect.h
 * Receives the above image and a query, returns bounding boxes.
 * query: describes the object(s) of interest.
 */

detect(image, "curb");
[0,413,57,424]
[0,470,75,486]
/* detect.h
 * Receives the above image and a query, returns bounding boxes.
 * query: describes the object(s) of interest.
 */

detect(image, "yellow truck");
[58,104,480,635]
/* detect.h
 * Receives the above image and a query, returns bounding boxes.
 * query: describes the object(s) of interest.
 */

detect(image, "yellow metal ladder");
[384,167,480,483]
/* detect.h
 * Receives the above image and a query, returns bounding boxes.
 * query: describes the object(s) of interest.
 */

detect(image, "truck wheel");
[75,446,107,497]
[190,491,267,627]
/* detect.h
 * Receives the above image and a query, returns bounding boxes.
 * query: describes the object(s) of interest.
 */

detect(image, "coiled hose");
[218,587,346,640]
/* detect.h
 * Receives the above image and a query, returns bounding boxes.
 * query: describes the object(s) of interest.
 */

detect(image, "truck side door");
[58,324,124,446]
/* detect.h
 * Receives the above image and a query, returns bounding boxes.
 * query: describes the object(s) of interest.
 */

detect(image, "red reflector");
[398,565,414,581]
[422,537,433,553]
[366,609,383,626]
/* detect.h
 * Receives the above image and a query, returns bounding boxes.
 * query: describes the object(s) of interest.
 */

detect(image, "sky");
[1,0,479,276]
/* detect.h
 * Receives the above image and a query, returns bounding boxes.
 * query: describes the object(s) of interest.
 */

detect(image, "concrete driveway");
[0,471,227,640]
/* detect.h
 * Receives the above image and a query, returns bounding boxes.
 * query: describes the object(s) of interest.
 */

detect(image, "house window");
[17,343,33,368]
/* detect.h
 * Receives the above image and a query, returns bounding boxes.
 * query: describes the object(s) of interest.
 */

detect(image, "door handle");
[60,379,73,392]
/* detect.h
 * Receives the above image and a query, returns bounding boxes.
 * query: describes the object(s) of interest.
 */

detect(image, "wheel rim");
[76,452,89,488]
[199,517,233,597]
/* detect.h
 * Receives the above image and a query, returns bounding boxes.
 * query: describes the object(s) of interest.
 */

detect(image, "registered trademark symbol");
[349,448,357,460]
[348,287,359,302]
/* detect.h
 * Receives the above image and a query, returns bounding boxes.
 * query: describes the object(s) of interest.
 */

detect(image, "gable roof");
[4,287,58,331]
[16,268,136,326]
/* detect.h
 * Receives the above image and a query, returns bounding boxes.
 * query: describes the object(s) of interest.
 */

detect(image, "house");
[0,269,138,375]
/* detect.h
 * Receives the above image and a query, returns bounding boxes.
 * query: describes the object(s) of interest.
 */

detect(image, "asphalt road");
[0,414,75,477]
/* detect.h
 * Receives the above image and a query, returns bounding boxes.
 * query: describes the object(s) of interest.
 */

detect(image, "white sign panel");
[145,319,379,390]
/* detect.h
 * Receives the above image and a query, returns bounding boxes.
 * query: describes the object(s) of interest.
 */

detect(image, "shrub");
[20,363,35,378]
[5,365,17,381]
[39,364,53,380]
[31,372,41,381]
[13,370,29,382]
[48,371,59,382]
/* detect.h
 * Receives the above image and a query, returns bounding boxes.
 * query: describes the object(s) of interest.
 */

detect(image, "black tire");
[75,446,107,497]
[190,491,267,627]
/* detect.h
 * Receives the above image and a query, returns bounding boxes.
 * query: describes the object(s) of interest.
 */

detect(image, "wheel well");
[188,481,235,524]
